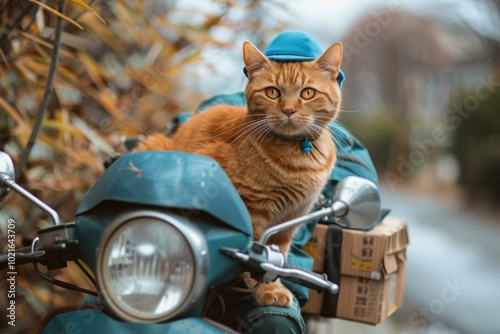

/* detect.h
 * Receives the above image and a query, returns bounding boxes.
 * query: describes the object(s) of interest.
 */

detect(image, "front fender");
[38,305,238,334]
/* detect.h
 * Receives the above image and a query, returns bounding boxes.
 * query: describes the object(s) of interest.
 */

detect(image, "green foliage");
[451,75,500,202]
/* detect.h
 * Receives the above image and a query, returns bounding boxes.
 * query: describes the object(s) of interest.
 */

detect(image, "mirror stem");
[259,201,348,244]
[0,174,61,225]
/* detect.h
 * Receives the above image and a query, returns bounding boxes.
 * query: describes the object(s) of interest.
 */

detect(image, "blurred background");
[0,0,499,333]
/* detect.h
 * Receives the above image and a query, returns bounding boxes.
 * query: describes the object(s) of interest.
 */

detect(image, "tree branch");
[15,0,66,181]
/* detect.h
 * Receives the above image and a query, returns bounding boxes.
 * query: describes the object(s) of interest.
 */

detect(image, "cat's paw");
[254,282,293,307]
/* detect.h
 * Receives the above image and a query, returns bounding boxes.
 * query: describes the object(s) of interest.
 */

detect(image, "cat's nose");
[282,109,297,117]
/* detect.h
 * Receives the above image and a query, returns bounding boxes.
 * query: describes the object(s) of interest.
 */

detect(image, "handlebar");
[221,246,338,294]
[0,249,46,270]
[260,263,338,294]
[0,223,80,271]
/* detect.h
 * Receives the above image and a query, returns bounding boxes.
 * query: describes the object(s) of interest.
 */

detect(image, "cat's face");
[243,41,343,140]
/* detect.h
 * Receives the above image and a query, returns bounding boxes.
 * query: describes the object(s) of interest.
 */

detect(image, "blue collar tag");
[301,140,313,153]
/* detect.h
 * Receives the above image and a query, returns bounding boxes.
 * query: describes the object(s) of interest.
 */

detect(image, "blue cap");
[264,31,324,61]
[244,31,345,87]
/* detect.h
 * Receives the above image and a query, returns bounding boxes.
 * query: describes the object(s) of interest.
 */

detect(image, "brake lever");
[220,244,285,273]
[260,262,339,294]
[221,246,339,294]
[220,247,250,263]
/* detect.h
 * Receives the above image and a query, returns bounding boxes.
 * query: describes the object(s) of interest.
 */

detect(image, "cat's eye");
[265,87,280,99]
[300,88,316,100]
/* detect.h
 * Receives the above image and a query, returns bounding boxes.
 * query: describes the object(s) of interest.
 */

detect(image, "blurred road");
[381,186,500,334]
[309,186,500,334]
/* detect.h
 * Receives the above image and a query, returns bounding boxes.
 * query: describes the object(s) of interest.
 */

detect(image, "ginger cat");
[135,41,343,307]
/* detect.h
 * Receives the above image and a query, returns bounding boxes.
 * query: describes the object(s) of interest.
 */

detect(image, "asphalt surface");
[381,186,500,334]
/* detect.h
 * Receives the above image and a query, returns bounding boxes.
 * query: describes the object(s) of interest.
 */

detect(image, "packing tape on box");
[321,223,343,317]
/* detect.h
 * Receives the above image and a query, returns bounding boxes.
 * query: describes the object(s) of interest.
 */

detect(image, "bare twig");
[15,0,66,181]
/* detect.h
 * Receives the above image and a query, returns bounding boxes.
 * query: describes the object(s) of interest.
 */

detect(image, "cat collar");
[275,133,316,153]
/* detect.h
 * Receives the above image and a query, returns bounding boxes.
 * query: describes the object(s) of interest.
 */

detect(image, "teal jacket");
[184,92,379,306]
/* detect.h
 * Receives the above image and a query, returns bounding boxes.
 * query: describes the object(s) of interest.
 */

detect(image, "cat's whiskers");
[235,122,273,157]
[332,120,355,134]
[316,103,356,114]
[239,123,273,157]
[211,113,268,138]
[255,123,274,147]
[313,115,336,123]
[308,123,329,142]
[333,106,359,113]
[220,118,268,143]
[303,125,317,141]
[213,121,262,140]
[221,119,270,153]
[312,120,359,167]
[316,119,355,143]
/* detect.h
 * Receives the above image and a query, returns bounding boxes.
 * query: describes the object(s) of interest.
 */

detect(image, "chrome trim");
[260,263,338,294]
[259,204,344,244]
[31,237,40,253]
[0,173,61,225]
[0,151,14,200]
[95,210,209,323]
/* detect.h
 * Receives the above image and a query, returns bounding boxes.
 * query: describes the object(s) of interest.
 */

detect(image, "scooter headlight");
[96,211,208,322]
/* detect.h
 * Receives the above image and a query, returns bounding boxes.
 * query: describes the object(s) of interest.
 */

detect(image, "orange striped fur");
[135,41,343,307]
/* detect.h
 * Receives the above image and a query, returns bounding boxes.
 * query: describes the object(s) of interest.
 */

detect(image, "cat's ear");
[243,42,270,77]
[316,42,343,80]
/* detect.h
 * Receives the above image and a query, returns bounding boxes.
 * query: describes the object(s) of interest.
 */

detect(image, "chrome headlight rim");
[95,210,208,323]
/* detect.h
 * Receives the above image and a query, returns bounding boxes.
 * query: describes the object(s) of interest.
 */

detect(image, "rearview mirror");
[0,152,15,200]
[332,176,380,229]
[259,176,381,244]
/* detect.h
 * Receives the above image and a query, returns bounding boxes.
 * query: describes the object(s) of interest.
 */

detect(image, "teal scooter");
[0,150,380,333]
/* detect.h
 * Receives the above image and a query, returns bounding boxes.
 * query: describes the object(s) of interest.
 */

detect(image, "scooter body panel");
[76,151,253,237]
[39,305,236,334]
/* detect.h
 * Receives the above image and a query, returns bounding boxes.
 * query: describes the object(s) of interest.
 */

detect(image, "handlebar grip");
[260,262,338,294]
[0,250,46,270]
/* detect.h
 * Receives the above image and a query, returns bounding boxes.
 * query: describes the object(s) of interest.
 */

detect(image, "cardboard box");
[302,217,409,324]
